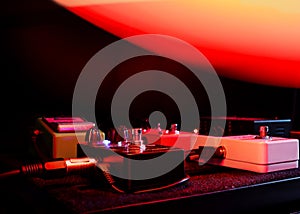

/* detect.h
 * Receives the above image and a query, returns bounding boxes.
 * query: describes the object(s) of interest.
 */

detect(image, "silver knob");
[259,126,269,138]
[85,127,103,146]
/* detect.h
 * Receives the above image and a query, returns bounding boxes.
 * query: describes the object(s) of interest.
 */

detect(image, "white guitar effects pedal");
[144,130,299,173]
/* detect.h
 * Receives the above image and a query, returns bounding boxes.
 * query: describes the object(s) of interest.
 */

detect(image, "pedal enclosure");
[33,117,95,159]
[77,143,188,193]
[146,132,299,173]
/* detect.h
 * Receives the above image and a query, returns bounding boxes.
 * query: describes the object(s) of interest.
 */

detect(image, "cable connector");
[19,157,97,179]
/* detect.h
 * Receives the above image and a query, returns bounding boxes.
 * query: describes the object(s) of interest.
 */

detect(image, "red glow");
[53,0,300,88]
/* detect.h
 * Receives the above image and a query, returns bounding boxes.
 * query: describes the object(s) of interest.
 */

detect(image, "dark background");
[1,0,299,156]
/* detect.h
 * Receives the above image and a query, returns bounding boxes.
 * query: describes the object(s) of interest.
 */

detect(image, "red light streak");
[53,0,300,88]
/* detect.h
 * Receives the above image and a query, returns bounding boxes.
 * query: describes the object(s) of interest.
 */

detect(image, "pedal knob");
[85,127,104,146]
[259,126,269,138]
[215,146,226,159]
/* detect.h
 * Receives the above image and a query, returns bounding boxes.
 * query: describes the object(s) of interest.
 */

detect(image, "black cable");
[0,169,21,179]
[0,156,186,194]
[97,163,125,193]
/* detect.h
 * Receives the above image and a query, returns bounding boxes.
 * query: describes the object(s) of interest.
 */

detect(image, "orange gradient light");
[53,0,300,88]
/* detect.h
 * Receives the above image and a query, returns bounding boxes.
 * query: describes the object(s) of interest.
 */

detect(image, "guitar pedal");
[32,117,97,159]
[148,130,299,173]
[77,128,189,193]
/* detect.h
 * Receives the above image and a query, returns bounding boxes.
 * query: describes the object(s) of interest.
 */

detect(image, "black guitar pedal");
[77,140,189,193]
